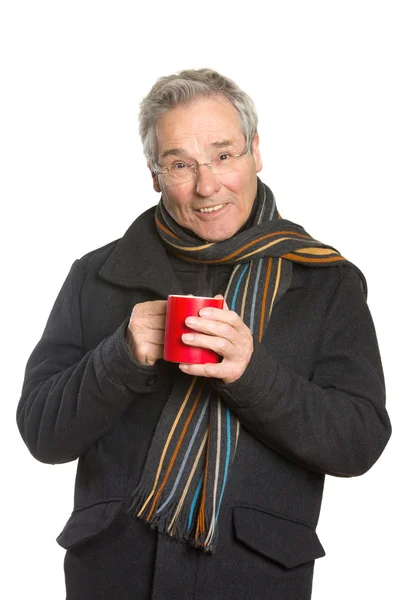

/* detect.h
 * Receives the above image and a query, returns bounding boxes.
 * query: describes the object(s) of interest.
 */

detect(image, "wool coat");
[17,205,391,600]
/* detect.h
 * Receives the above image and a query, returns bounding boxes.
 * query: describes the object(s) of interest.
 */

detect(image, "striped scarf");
[129,179,361,553]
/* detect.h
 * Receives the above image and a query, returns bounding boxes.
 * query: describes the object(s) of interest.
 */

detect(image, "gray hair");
[139,68,258,170]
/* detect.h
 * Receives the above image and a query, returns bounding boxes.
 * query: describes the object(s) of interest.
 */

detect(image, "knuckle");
[138,342,150,357]
[219,338,228,352]
[145,356,158,366]
[139,344,160,365]
[204,364,215,377]
[232,367,242,380]
[135,348,146,363]
[229,310,240,324]
[220,325,231,338]
[134,301,146,312]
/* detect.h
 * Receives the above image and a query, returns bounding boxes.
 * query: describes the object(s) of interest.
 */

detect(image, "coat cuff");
[211,339,279,408]
[100,318,166,393]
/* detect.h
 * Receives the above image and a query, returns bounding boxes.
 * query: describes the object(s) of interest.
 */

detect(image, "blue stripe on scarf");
[231,264,249,311]
[156,394,211,514]
[187,471,204,531]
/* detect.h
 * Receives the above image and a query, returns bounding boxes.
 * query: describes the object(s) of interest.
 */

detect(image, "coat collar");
[98,206,183,298]
[98,205,304,297]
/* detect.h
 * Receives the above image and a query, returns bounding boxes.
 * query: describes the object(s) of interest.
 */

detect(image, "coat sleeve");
[17,259,165,465]
[211,265,391,476]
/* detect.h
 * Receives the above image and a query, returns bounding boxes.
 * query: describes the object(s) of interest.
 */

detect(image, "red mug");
[163,295,224,364]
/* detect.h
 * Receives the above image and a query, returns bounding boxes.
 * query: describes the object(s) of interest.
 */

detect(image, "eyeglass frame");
[152,145,251,180]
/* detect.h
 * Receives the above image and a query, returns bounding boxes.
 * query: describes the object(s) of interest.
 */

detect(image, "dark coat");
[17,206,391,600]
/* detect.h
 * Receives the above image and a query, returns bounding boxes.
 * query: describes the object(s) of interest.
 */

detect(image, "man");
[17,69,391,600]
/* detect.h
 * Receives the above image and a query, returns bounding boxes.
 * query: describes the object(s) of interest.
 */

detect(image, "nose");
[194,163,220,197]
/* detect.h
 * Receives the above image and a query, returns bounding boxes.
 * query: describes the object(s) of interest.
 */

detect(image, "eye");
[171,162,188,170]
[218,153,232,161]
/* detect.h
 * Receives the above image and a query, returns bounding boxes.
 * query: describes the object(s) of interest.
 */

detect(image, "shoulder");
[78,239,120,271]
[75,206,158,275]
[291,261,367,302]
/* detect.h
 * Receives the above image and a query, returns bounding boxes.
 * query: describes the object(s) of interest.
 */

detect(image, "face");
[150,95,262,242]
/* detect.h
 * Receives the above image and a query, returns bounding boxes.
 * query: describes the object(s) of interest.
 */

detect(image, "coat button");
[146,375,158,386]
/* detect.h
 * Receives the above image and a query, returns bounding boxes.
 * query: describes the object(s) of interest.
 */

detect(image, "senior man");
[17,69,391,600]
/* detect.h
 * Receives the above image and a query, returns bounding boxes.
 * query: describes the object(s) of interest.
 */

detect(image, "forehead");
[155,95,243,156]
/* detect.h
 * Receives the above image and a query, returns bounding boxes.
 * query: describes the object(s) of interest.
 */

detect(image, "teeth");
[198,204,225,213]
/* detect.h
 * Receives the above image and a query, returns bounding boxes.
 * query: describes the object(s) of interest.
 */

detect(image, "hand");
[125,300,167,366]
[179,295,254,384]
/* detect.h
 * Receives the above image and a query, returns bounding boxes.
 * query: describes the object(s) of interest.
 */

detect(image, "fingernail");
[199,308,210,317]
[182,333,194,341]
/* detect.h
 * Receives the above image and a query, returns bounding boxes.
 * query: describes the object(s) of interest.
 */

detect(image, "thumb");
[214,294,229,310]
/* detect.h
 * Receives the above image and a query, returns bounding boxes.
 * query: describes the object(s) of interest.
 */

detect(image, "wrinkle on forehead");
[155,95,244,161]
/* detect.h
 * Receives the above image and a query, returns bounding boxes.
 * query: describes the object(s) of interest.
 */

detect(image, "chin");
[208,221,243,241]
[200,229,236,242]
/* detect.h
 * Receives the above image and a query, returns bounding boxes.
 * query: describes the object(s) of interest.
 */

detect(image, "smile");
[197,204,226,214]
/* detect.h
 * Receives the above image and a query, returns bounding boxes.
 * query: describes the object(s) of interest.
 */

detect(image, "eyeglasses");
[153,148,249,184]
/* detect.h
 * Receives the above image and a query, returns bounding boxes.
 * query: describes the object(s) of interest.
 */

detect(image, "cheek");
[162,189,191,220]
[226,170,254,200]
[224,173,243,194]
[227,174,257,220]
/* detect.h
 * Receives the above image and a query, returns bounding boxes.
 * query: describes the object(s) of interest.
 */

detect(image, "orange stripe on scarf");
[146,381,205,520]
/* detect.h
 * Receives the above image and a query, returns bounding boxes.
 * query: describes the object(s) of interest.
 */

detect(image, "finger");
[146,300,168,315]
[179,362,225,379]
[196,307,242,329]
[128,318,166,336]
[147,330,166,345]
[181,332,232,357]
[213,294,229,310]
[131,315,166,330]
[129,327,166,345]
[135,344,164,365]
[185,316,234,340]
[136,300,168,316]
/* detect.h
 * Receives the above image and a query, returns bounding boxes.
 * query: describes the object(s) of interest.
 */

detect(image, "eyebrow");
[161,148,185,159]
[161,139,236,160]
[211,139,236,149]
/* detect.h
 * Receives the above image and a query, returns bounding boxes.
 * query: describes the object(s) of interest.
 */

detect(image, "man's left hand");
[178,295,254,384]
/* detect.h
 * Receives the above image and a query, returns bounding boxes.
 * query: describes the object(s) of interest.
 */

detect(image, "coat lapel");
[98,206,183,298]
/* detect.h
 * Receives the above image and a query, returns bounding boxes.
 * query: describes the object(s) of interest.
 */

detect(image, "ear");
[149,165,161,193]
[251,132,263,173]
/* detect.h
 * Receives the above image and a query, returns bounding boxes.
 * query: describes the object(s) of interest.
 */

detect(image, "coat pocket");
[232,505,325,569]
[56,498,125,549]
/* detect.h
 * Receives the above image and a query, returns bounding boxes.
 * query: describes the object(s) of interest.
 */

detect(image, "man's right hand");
[125,300,167,366]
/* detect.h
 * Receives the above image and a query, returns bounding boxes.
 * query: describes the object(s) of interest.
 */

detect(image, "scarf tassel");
[129,483,218,553]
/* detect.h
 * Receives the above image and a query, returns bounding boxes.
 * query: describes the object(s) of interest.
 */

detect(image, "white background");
[1,1,399,598]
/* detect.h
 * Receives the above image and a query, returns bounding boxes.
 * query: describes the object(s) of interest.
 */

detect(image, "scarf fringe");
[128,483,217,553]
